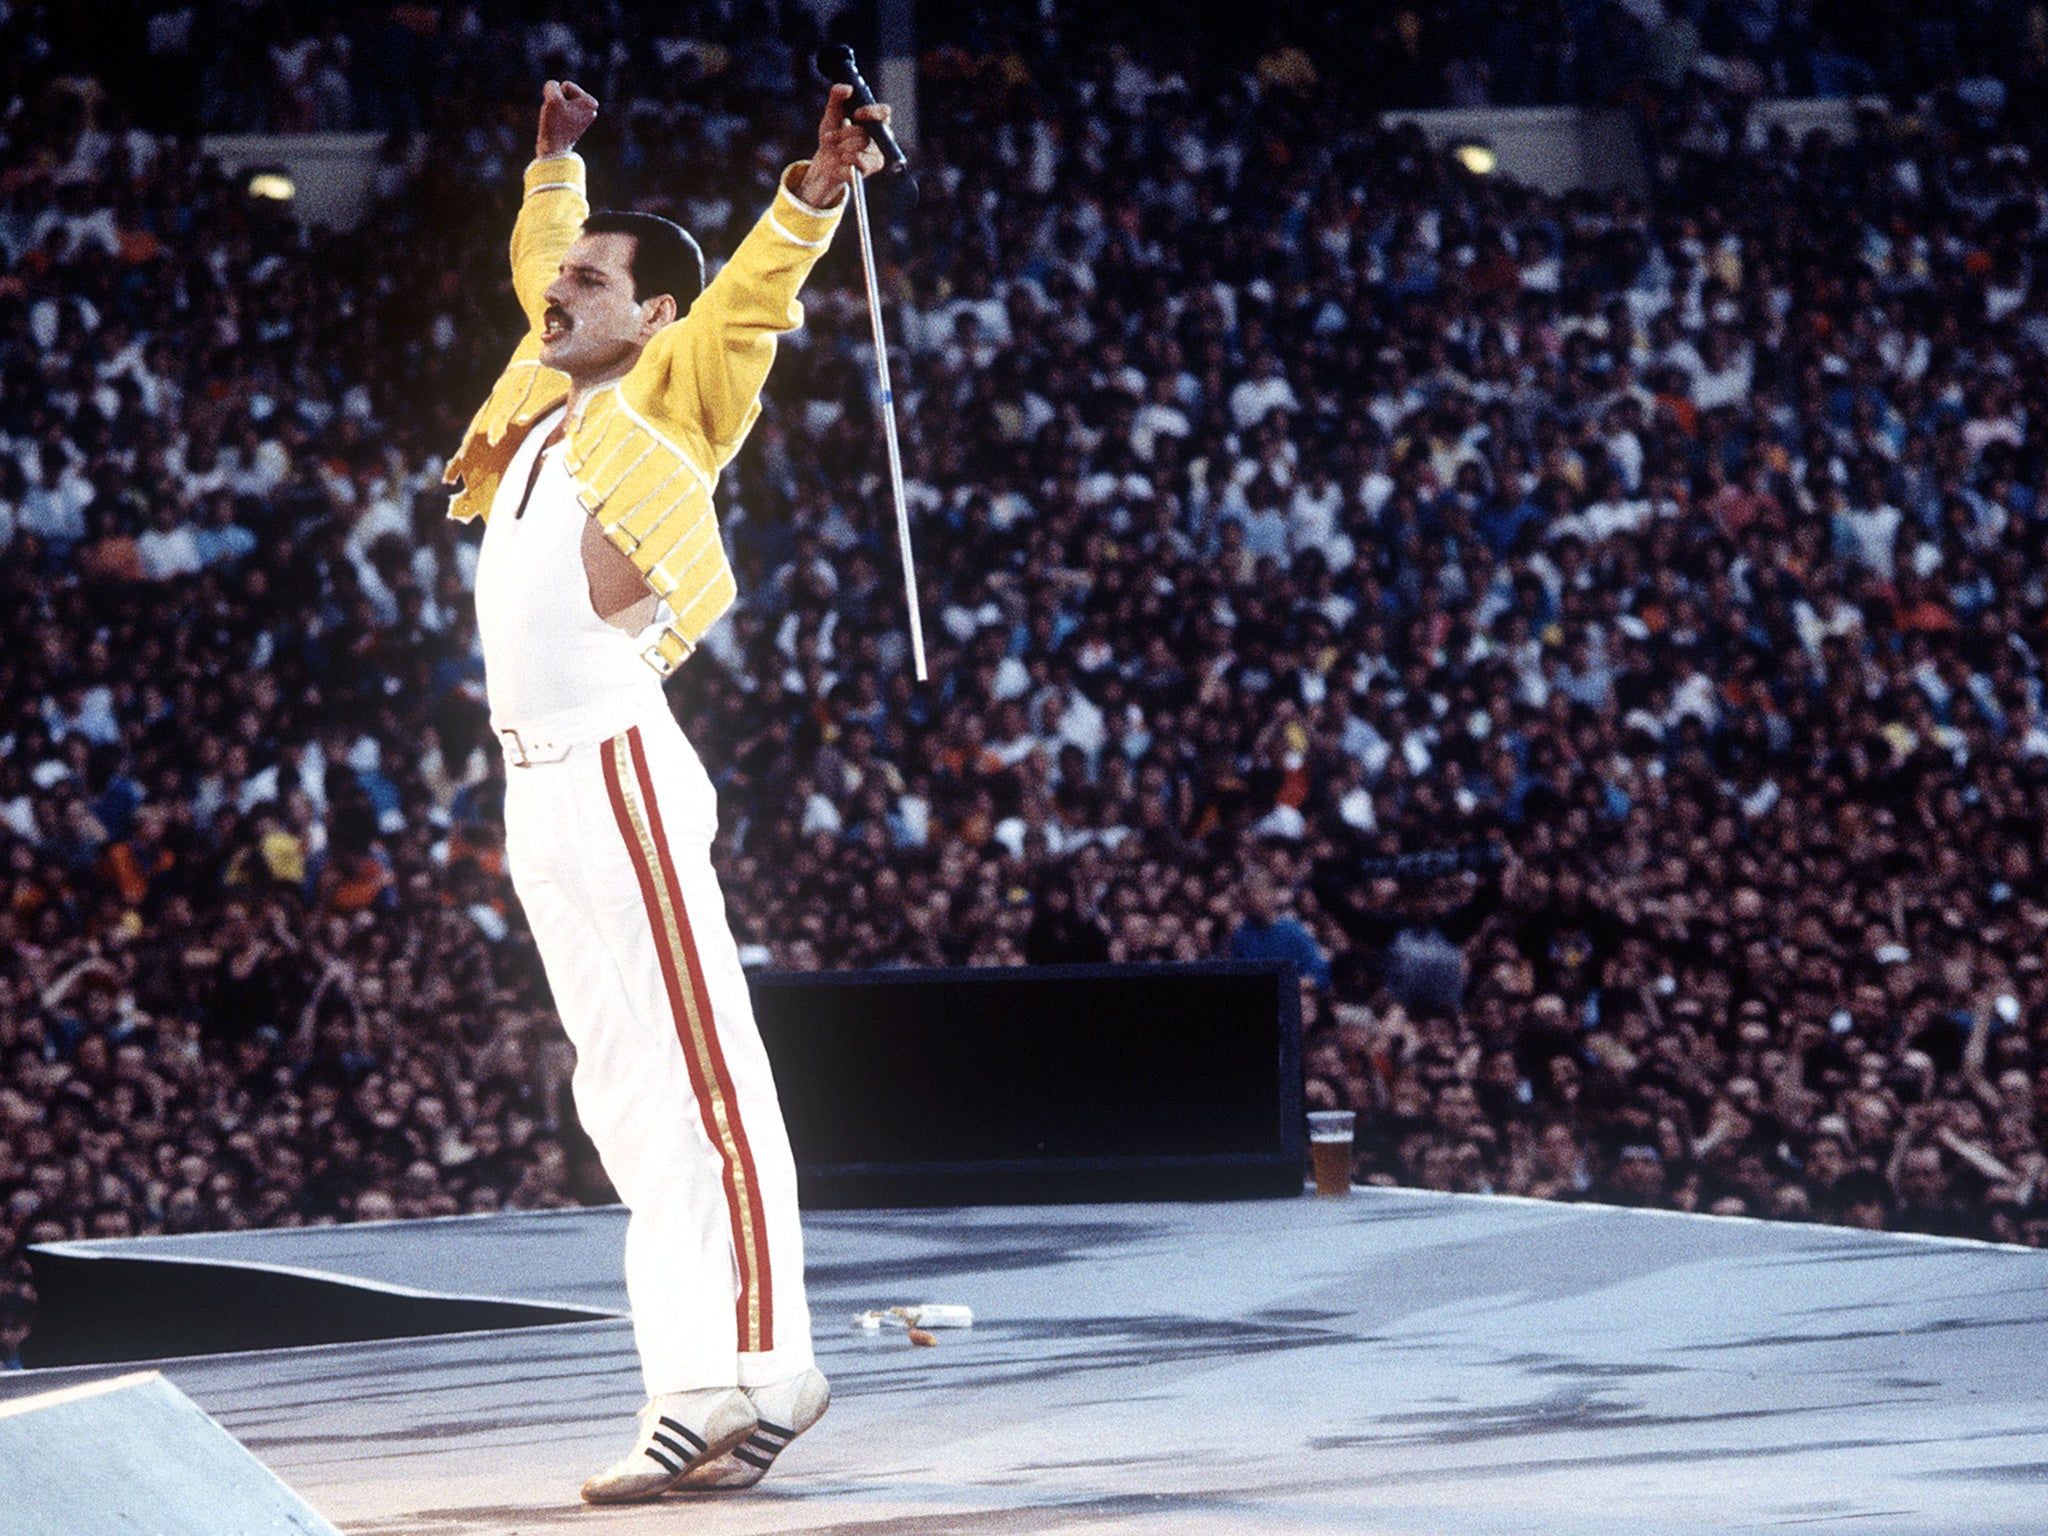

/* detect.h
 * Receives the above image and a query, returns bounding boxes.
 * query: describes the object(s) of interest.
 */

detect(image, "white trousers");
[503,708,813,1395]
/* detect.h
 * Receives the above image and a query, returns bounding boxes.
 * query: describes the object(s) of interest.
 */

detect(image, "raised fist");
[537,80,599,158]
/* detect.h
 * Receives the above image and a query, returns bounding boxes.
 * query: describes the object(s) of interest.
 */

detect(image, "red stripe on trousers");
[600,726,773,1352]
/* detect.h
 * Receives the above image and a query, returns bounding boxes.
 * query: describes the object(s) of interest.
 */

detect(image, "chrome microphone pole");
[848,167,927,681]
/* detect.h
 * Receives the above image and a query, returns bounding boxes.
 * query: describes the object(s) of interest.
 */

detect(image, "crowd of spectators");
[17,0,2048,129]
[10,2,2048,1360]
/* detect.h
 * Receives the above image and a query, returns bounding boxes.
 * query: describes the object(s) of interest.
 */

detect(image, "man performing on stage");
[442,77,889,1504]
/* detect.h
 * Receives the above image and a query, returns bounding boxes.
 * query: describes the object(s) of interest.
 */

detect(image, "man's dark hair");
[582,210,704,312]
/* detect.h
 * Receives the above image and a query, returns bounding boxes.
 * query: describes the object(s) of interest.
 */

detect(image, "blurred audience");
[9,2,2048,1364]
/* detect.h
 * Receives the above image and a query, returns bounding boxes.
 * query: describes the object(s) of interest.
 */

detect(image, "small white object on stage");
[852,1303,975,1331]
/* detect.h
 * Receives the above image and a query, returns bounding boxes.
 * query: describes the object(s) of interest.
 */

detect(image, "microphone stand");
[848,168,927,681]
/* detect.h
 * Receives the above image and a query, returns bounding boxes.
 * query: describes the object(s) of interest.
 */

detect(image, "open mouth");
[541,306,571,342]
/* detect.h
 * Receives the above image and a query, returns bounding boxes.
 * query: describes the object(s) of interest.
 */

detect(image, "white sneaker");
[675,1366,830,1491]
[580,1385,757,1505]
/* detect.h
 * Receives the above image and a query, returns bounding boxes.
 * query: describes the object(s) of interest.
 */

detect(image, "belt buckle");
[500,727,532,768]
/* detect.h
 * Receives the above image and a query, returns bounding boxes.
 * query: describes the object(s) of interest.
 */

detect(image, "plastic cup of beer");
[1307,1110,1356,1196]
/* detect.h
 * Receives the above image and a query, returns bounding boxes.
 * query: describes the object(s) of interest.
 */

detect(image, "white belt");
[498,727,576,768]
[493,688,668,767]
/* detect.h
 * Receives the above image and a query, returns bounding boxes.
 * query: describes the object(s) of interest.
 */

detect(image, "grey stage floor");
[8,1190,2048,1534]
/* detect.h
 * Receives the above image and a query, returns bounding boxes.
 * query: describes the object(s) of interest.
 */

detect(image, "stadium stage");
[6,1190,2048,1535]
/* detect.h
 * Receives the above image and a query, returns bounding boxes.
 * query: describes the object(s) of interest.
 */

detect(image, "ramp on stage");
[7,1191,2048,1534]
[0,1370,342,1536]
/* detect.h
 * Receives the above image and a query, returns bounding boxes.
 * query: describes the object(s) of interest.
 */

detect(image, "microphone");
[814,44,907,174]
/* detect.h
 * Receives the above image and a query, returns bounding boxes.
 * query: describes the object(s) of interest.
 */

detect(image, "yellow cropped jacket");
[443,151,844,674]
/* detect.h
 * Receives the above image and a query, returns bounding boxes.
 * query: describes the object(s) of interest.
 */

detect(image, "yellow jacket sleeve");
[623,164,844,471]
[511,152,590,340]
[439,154,583,521]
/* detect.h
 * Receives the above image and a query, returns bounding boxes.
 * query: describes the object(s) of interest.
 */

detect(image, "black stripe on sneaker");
[658,1418,707,1451]
[644,1444,683,1474]
[652,1431,695,1464]
[755,1420,794,1441]
[733,1444,775,1470]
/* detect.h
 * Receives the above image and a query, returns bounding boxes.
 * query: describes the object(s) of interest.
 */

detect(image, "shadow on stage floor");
[7,1190,2048,1534]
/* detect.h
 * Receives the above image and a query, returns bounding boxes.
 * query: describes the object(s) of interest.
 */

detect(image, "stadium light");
[1451,142,1498,176]
[247,170,296,202]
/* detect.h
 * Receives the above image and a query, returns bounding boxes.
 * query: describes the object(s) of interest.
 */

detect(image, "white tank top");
[473,406,667,737]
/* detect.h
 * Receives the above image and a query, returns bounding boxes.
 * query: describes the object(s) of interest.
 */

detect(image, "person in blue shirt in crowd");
[1227,864,1331,988]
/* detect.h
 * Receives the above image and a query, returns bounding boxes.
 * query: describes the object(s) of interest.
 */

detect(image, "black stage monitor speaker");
[750,961,1304,1205]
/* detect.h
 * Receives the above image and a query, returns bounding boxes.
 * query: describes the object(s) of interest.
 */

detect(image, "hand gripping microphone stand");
[816,45,926,680]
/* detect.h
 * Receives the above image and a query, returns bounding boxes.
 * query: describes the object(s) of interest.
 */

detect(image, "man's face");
[539,232,660,382]
[1241,871,1278,925]
[1900,1148,1948,1206]
[1807,1137,1848,1186]
[1613,1150,1663,1197]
